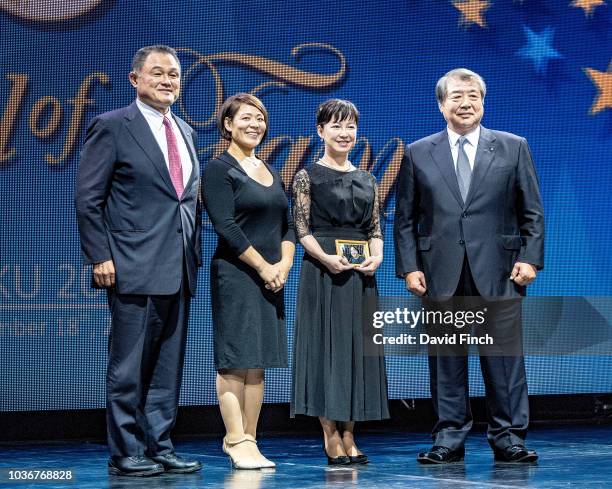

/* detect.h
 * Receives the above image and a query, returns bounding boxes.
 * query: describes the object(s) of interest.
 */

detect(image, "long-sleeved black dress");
[290,163,389,422]
[203,151,295,370]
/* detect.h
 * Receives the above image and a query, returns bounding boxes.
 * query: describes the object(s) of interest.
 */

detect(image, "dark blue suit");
[394,126,544,451]
[75,101,201,457]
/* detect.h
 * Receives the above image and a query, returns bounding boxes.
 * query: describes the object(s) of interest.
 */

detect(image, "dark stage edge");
[3,394,612,444]
[1,426,611,488]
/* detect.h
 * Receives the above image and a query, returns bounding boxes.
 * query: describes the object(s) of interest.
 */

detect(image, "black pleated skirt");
[291,233,389,422]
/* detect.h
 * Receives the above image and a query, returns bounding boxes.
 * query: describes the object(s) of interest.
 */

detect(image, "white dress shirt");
[136,98,192,188]
[447,125,480,172]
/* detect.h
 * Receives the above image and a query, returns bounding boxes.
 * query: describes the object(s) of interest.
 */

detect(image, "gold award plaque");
[335,239,370,267]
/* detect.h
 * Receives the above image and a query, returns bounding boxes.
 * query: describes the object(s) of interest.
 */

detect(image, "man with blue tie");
[394,68,544,464]
[75,45,202,476]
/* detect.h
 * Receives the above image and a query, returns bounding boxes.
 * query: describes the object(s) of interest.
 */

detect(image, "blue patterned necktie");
[456,136,472,202]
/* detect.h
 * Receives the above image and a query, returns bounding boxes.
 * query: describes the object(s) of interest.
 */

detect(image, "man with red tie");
[75,45,202,476]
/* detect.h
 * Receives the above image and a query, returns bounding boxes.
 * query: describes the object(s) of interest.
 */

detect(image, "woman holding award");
[291,99,389,465]
[203,93,295,469]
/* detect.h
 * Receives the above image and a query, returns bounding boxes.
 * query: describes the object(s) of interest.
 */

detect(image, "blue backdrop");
[1,0,611,411]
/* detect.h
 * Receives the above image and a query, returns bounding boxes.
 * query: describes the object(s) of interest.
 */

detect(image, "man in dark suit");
[75,45,202,476]
[394,68,544,464]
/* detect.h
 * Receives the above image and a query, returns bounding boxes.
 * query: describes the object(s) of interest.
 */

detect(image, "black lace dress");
[290,163,389,422]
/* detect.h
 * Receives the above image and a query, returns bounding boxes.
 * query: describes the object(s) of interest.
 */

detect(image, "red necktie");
[163,116,184,198]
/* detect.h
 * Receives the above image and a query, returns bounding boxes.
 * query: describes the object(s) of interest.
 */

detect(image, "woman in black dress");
[291,99,389,465]
[203,93,295,469]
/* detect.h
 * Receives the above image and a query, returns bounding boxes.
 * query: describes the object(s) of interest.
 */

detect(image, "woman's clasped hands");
[258,260,291,292]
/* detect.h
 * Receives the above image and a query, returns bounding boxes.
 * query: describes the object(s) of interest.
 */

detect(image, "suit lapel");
[464,126,496,208]
[429,130,463,207]
[124,102,175,192]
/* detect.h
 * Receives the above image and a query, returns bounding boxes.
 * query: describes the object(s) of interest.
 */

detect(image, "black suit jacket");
[394,126,544,299]
[75,101,202,296]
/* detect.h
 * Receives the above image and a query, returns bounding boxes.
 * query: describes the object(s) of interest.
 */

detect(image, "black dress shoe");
[349,454,369,465]
[417,446,465,465]
[494,445,538,463]
[150,453,203,473]
[323,445,351,466]
[108,456,164,477]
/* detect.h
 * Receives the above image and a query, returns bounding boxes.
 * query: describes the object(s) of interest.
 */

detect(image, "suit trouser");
[426,257,529,451]
[106,280,190,457]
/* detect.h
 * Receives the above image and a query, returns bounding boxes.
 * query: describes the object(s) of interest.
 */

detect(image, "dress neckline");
[223,151,275,188]
[315,159,356,173]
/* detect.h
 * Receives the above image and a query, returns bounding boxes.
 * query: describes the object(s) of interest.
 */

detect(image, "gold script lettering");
[255,136,313,187]
[313,136,404,207]
[29,96,63,138]
[0,73,28,163]
[177,43,346,128]
[200,135,404,208]
[280,136,311,187]
[46,72,110,165]
[265,135,403,207]
[257,136,292,163]
[354,137,373,171]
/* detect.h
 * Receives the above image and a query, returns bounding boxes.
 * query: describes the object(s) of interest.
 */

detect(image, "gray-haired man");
[394,68,544,464]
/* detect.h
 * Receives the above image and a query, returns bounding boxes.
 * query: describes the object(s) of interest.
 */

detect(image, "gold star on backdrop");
[571,0,606,17]
[453,0,491,28]
[584,62,612,114]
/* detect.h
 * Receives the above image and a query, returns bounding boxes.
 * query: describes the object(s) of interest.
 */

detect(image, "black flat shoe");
[494,445,538,463]
[108,456,164,477]
[323,444,351,466]
[417,446,465,465]
[349,454,369,465]
[150,452,203,473]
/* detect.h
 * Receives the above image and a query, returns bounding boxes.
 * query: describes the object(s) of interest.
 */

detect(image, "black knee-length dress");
[203,151,295,370]
[290,162,389,422]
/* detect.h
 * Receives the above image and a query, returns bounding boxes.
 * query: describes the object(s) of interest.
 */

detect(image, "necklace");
[317,158,353,172]
[242,155,261,168]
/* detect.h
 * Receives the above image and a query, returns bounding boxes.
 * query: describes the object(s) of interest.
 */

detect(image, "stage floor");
[0,425,609,488]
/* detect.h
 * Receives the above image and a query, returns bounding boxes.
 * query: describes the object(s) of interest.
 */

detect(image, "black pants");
[106,282,190,457]
[426,257,528,451]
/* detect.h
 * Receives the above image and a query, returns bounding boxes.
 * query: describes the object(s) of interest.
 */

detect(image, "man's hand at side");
[510,262,537,286]
[405,271,427,296]
[93,260,115,288]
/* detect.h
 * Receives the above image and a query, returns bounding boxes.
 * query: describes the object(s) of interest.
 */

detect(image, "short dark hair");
[436,68,486,104]
[131,45,180,73]
[316,99,359,126]
[217,93,269,142]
